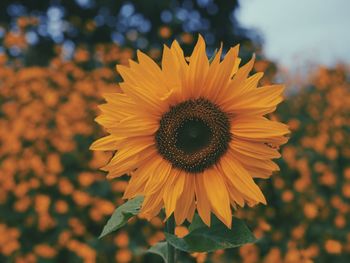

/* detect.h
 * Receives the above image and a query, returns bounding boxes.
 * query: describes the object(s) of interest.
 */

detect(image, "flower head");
[91,35,289,228]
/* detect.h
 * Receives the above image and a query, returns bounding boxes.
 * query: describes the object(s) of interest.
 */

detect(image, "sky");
[237,0,350,70]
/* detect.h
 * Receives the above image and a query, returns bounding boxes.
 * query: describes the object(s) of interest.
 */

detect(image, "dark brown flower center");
[155,98,231,173]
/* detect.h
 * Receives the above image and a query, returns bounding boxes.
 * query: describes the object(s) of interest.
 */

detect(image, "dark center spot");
[155,98,231,173]
[176,119,212,154]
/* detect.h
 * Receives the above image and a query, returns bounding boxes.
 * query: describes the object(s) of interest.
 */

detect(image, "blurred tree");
[0,0,260,65]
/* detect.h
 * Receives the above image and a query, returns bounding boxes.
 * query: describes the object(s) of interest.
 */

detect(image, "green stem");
[166,215,176,263]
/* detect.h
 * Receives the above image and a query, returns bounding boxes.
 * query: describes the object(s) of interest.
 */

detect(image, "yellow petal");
[136,50,169,90]
[117,70,167,116]
[228,186,245,208]
[206,45,240,102]
[194,172,211,226]
[170,40,188,70]
[238,71,263,94]
[218,55,256,106]
[140,192,164,220]
[232,54,256,89]
[108,115,158,137]
[210,45,239,104]
[119,55,169,97]
[219,151,267,204]
[231,56,241,78]
[230,138,281,160]
[174,173,195,225]
[95,97,133,128]
[217,168,245,207]
[231,151,279,179]
[202,168,232,228]
[123,151,159,198]
[89,135,120,151]
[234,152,280,171]
[223,84,284,115]
[102,92,139,117]
[168,40,190,101]
[95,114,116,128]
[186,197,196,223]
[187,34,209,99]
[231,116,290,145]
[196,44,222,99]
[103,138,154,175]
[98,103,127,120]
[240,164,274,179]
[123,172,148,199]
[163,170,185,219]
[143,158,172,196]
[162,45,181,95]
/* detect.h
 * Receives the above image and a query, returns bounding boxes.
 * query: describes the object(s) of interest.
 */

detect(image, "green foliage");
[147,242,168,263]
[165,214,256,253]
[99,196,144,239]
[102,200,255,259]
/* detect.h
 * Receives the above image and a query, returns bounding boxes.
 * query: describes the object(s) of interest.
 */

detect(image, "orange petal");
[136,50,169,90]
[206,45,239,103]
[202,168,232,228]
[219,151,267,204]
[143,158,172,196]
[187,34,209,99]
[123,151,159,198]
[211,45,240,101]
[231,151,279,179]
[163,170,185,219]
[230,138,281,160]
[108,115,158,137]
[90,135,120,151]
[231,54,256,91]
[117,70,167,116]
[231,116,290,145]
[218,55,256,106]
[161,45,182,96]
[102,92,139,117]
[194,172,212,226]
[223,84,284,115]
[103,138,154,175]
[174,173,195,225]
[140,192,164,220]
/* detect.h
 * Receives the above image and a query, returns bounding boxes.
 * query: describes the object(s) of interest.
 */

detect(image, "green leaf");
[147,242,168,263]
[165,215,257,253]
[99,196,144,239]
[188,213,206,232]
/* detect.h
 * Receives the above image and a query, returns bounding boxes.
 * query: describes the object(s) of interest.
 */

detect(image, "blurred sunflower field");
[0,1,349,263]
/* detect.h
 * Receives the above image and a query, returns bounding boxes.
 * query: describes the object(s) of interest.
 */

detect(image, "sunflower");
[91,35,289,228]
